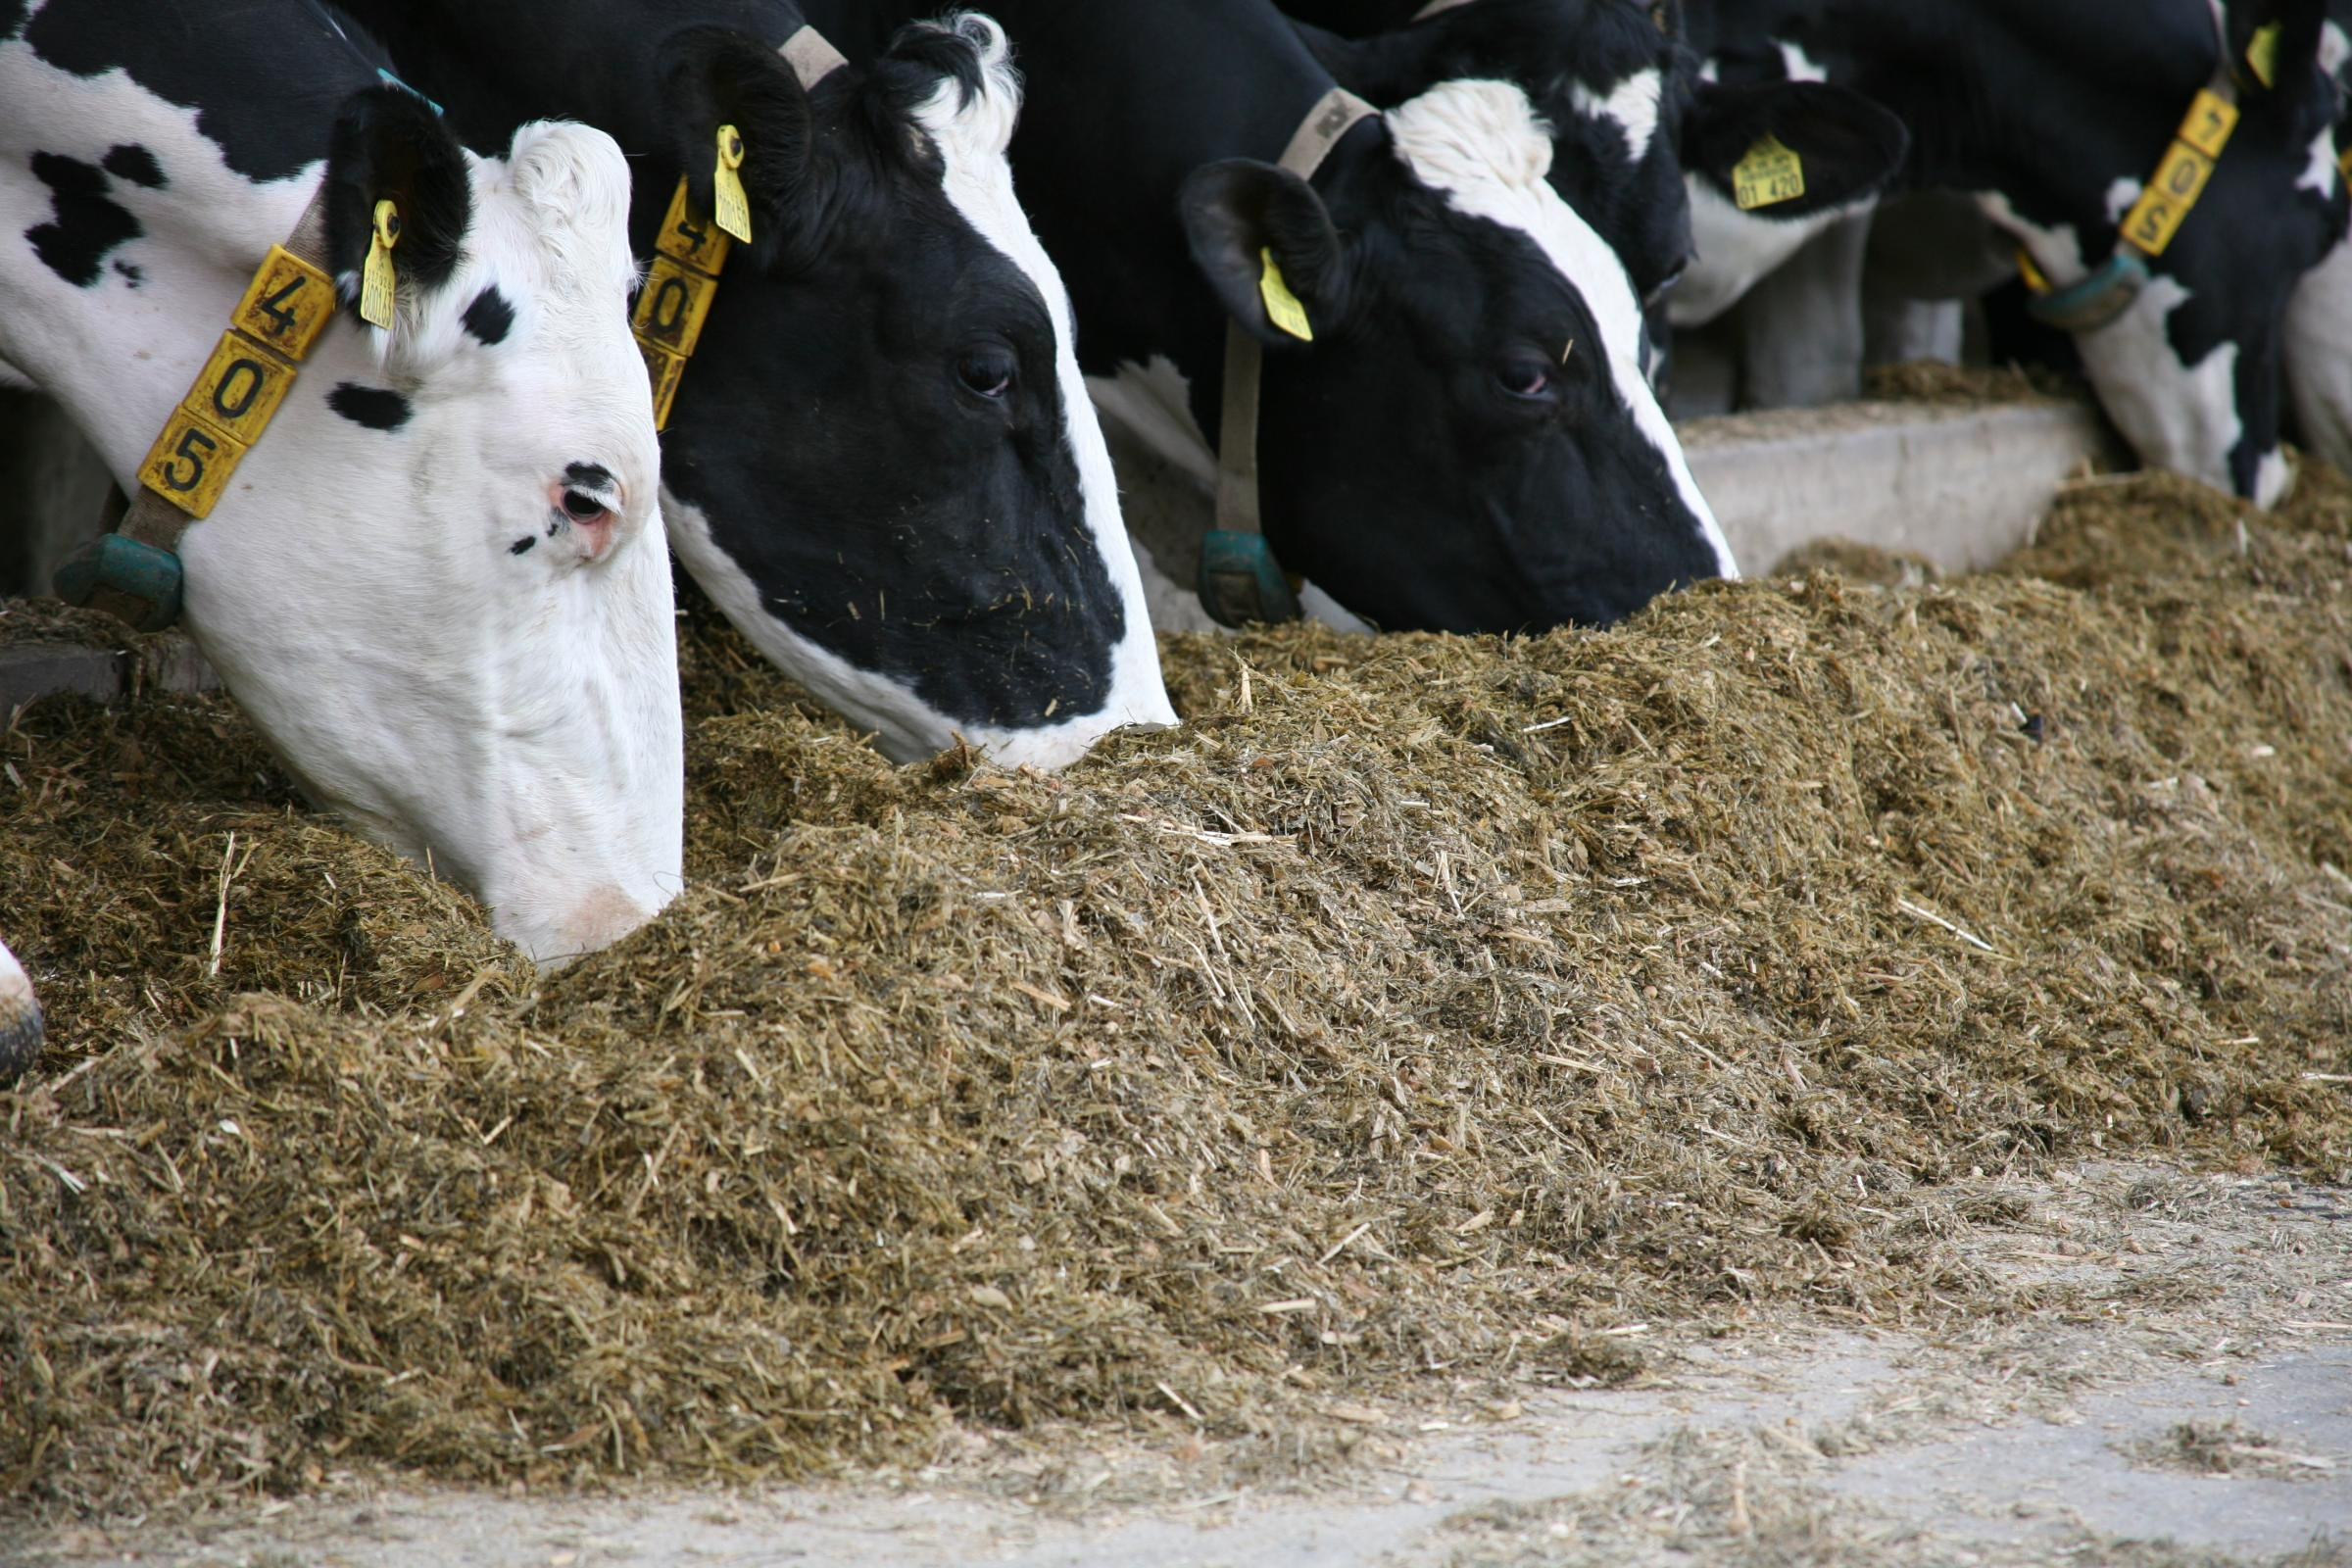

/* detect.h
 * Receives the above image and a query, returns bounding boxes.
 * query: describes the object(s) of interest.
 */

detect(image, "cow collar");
[1200,86,1378,628]
[636,25,848,430]
[56,192,342,631]
[2017,12,2250,334]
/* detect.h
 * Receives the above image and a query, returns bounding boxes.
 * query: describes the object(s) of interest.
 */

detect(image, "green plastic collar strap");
[1204,85,1377,628]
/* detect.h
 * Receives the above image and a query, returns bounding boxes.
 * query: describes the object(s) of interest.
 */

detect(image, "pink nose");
[541,886,657,966]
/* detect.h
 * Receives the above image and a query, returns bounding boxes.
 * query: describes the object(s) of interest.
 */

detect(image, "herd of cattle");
[1,0,2347,1077]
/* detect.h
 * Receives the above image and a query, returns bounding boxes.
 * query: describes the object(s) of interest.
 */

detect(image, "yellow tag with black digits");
[139,406,250,518]
[2247,21,2281,88]
[639,337,688,431]
[361,199,400,329]
[230,246,335,360]
[713,124,753,245]
[2177,88,2239,161]
[1733,134,1805,210]
[632,255,721,357]
[2122,141,2218,256]
[1258,249,1313,342]
[655,175,731,274]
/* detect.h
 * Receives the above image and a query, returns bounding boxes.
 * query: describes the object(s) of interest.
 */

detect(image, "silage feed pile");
[6,468,2352,1521]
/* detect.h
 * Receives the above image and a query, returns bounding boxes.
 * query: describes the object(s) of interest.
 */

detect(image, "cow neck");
[1200,86,1377,628]
[56,192,338,632]
[633,24,846,429]
[2016,7,2246,333]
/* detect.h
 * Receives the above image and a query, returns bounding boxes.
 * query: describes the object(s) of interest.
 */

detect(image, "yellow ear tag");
[713,124,753,245]
[1733,134,1806,210]
[2014,246,2053,296]
[2246,22,2282,88]
[1258,248,1313,342]
[360,199,400,330]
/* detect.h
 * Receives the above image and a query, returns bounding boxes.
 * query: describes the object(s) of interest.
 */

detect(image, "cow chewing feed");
[1689,0,2348,508]
[1,0,684,987]
[944,0,1733,636]
[343,0,1176,770]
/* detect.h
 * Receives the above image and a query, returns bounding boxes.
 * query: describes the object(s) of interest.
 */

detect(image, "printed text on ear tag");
[361,199,400,330]
[1732,134,1805,211]
[2247,22,2281,88]
[1258,249,1313,342]
[713,124,753,245]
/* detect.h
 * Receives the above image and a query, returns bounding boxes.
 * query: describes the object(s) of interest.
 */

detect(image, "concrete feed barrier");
[1678,399,2118,576]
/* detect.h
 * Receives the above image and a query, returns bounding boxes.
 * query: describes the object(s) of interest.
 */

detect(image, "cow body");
[933,0,1732,636]
[2281,3,2352,474]
[346,0,1174,768]
[1688,0,2345,505]
[2,0,683,990]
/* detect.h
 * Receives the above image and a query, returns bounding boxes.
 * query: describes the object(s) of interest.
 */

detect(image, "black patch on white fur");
[564,462,614,491]
[325,86,470,300]
[328,382,413,430]
[113,259,142,286]
[462,286,514,344]
[24,151,140,287]
[101,142,165,187]
[509,536,536,555]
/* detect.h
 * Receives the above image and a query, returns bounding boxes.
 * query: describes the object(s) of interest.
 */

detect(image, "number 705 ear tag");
[1258,249,1313,342]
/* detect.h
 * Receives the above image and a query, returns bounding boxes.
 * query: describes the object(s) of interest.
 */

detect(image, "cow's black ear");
[1289,23,1401,105]
[2227,0,2324,92]
[1179,160,1351,347]
[325,85,470,303]
[657,26,817,269]
[1683,81,1909,219]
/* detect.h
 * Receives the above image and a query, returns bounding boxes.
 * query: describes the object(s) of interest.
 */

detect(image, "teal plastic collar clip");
[54,534,185,633]
[2024,250,2149,335]
[1199,530,1301,627]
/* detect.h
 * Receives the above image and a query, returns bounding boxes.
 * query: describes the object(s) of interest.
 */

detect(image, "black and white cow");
[343,0,1175,768]
[884,0,1736,635]
[2282,1,2352,472]
[1689,0,2347,506]
[2,1,682,1010]
[1278,0,1910,355]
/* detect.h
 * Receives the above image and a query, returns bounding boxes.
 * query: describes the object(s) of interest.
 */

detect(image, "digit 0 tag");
[182,332,297,446]
[361,199,400,329]
[1258,249,1313,342]
[631,255,721,356]
[712,124,753,245]
[1733,134,1806,210]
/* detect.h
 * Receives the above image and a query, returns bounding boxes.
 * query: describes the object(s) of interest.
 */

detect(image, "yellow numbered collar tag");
[1733,134,1806,211]
[361,199,400,329]
[1258,249,1313,342]
[712,124,753,245]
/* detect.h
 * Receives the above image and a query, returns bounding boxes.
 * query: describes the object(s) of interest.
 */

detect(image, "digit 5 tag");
[361,199,400,329]
[1258,249,1313,342]
[713,124,753,245]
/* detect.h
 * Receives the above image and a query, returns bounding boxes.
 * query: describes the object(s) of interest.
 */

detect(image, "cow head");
[651,16,1173,769]
[174,94,682,964]
[1179,79,1734,632]
[1978,0,2345,506]
[1672,76,1910,325]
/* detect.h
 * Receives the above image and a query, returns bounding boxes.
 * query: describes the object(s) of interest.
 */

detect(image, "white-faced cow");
[341,0,1176,768]
[1278,0,1911,374]
[901,0,1735,635]
[1687,0,2348,507]
[2,0,682,1067]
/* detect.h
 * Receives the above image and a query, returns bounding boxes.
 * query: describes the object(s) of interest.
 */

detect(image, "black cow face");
[1181,82,1733,634]
[652,21,1169,765]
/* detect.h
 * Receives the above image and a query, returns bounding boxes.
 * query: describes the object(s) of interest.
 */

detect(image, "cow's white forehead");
[1384,79,1736,577]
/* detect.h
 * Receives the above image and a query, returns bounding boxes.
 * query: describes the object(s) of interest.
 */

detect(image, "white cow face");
[0,50,681,965]
[181,114,681,964]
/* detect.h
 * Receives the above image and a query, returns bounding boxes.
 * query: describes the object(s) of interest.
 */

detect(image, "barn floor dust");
[4,467,2351,1525]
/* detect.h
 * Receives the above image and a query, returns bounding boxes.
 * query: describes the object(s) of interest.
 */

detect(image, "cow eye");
[1497,358,1554,400]
[562,489,611,523]
[956,345,1016,400]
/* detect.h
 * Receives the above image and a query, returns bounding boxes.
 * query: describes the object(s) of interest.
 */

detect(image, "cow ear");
[657,26,817,268]
[325,85,471,306]
[1179,160,1352,347]
[1683,80,1909,219]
